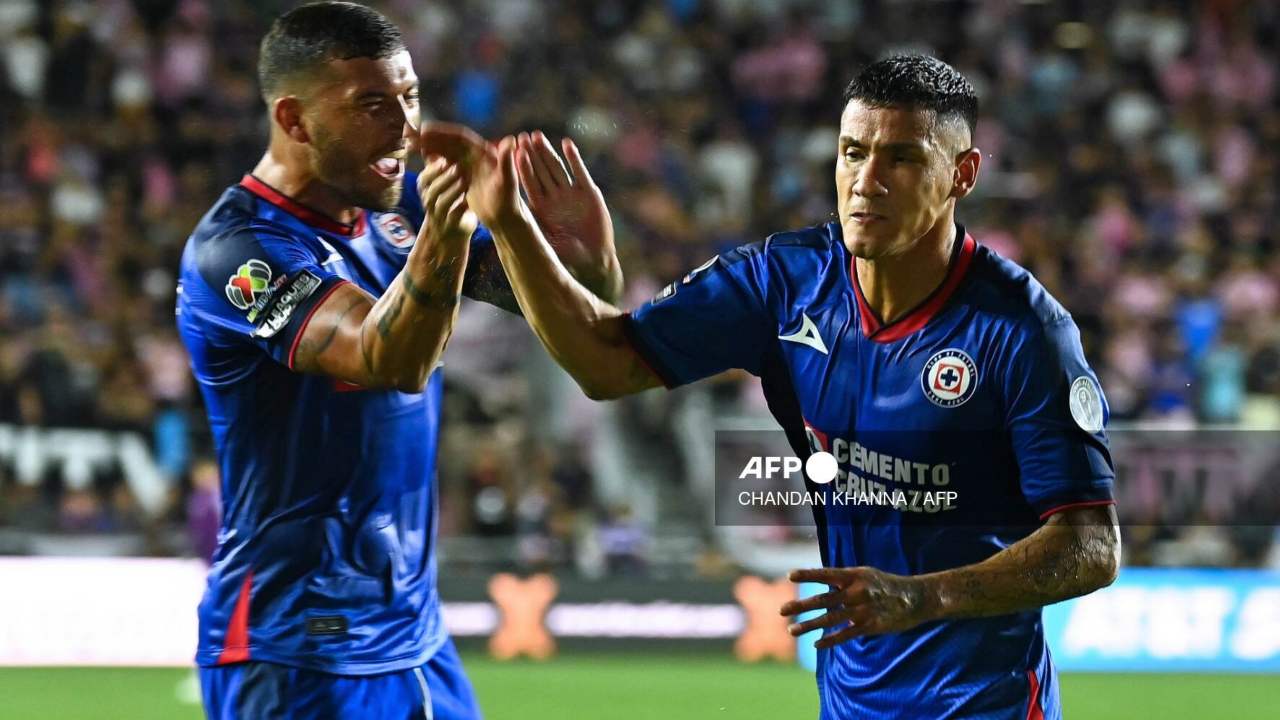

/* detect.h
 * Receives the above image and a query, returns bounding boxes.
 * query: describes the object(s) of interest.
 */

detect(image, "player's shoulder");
[697,222,837,295]
[732,221,840,278]
[180,184,320,313]
[184,185,310,276]
[762,222,840,254]
[705,222,836,268]
[966,240,1073,339]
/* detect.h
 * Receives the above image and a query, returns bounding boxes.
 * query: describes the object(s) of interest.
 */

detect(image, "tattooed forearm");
[290,234,469,389]
[403,262,461,310]
[917,505,1120,622]
[462,248,521,315]
[359,321,375,377]
[401,271,432,305]
[377,293,406,339]
[343,247,468,389]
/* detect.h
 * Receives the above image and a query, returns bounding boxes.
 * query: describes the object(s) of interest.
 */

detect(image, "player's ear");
[951,147,981,200]
[272,96,310,145]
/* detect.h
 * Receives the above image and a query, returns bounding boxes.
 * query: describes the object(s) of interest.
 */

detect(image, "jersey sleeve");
[461,224,521,314]
[1004,317,1116,520]
[187,226,350,369]
[623,243,774,387]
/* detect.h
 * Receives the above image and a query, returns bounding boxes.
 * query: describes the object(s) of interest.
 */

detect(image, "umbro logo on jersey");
[779,314,829,355]
[921,348,977,408]
[318,237,343,265]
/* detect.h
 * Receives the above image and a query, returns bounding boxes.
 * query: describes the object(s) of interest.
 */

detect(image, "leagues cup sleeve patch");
[225,259,273,310]
[252,270,323,339]
[1069,376,1105,434]
[921,348,978,408]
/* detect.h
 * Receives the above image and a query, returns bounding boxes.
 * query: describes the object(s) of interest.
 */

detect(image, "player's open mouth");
[850,212,885,224]
[370,153,406,181]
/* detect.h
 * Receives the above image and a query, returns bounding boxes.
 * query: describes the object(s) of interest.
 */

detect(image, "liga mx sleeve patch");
[188,226,354,369]
[225,259,274,310]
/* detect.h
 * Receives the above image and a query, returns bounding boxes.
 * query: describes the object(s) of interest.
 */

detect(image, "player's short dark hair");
[843,55,977,143]
[258,1,405,102]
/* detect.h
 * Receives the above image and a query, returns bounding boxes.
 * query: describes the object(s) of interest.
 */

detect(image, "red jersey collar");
[239,174,367,237]
[850,229,976,343]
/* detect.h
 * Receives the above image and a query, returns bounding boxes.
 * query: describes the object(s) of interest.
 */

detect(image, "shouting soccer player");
[425,55,1121,719]
[175,3,618,718]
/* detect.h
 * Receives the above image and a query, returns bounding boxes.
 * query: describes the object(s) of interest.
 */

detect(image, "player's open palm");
[781,567,930,648]
[515,131,616,287]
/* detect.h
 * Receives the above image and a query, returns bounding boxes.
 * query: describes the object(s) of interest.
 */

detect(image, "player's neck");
[855,221,957,326]
[250,151,362,226]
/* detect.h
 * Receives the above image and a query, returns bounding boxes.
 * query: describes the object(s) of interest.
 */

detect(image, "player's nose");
[403,121,417,155]
[396,93,420,134]
[852,158,888,197]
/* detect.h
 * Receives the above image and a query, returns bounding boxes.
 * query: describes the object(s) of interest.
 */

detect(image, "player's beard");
[310,127,403,212]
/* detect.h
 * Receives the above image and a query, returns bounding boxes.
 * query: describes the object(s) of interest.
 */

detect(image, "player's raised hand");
[417,122,520,227]
[416,157,477,246]
[515,131,619,300]
[781,566,930,648]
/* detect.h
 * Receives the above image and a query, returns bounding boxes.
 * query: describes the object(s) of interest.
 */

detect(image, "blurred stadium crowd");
[0,0,1276,571]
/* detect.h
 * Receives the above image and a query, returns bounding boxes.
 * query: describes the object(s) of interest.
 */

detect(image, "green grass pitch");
[0,655,1274,719]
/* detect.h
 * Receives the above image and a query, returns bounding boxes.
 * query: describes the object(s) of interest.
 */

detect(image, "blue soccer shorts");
[199,638,480,720]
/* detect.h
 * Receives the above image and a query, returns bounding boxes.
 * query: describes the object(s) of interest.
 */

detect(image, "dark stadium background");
[0,0,1276,718]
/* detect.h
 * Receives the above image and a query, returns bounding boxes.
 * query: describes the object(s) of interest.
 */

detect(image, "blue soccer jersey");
[177,174,505,675]
[625,222,1115,720]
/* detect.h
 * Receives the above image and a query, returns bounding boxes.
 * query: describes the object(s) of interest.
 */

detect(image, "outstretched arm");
[782,505,1120,648]
[420,123,661,400]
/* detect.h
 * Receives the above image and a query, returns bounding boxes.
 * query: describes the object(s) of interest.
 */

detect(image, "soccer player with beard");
[175,3,618,718]
[424,55,1121,719]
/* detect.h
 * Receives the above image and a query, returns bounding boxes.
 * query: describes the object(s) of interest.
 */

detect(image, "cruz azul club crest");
[379,213,415,248]
[921,348,977,408]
